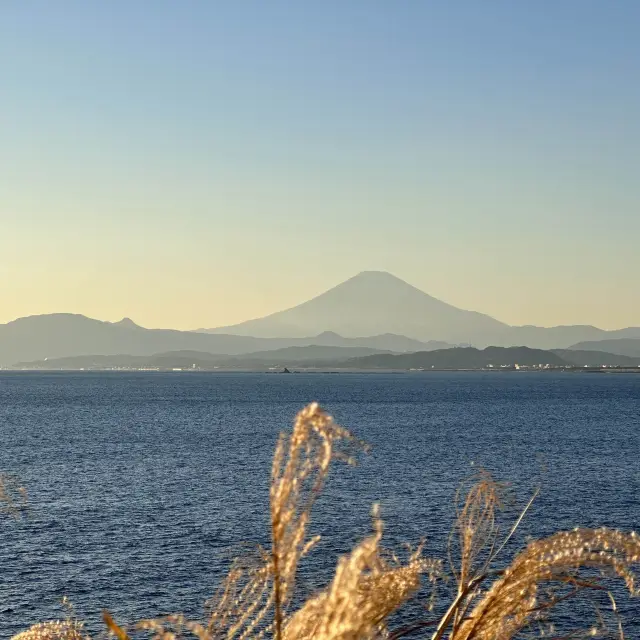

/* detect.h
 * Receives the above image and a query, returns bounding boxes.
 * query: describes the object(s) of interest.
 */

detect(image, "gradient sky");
[2,1,639,330]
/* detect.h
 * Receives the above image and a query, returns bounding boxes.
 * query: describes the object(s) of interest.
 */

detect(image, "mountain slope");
[568,339,640,357]
[208,271,509,343]
[3,272,639,361]
[206,271,640,348]
[0,314,258,364]
[0,314,433,365]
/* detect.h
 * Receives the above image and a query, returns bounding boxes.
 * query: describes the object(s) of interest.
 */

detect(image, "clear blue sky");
[2,1,639,329]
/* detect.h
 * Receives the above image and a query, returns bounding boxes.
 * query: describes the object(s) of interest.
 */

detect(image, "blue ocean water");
[0,371,639,636]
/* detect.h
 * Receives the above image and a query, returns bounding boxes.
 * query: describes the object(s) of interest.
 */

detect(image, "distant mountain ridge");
[2,271,639,364]
[14,346,640,371]
[568,338,640,357]
[344,347,640,370]
[0,312,445,366]
[345,347,567,369]
[553,349,640,367]
[206,271,509,343]
[12,345,396,370]
[203,271,640,349]
[195,328,451,353]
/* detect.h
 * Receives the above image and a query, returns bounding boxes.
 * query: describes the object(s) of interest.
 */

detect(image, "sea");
[0,371,639,637]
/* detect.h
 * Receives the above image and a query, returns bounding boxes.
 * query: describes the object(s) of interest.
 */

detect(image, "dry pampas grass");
[283,506,440,640]
[6,404,640,640]
[11,621,86,640]
[452,528,640,640]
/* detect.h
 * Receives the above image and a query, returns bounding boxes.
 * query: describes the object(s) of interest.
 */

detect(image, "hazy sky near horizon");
[2,2,639,330]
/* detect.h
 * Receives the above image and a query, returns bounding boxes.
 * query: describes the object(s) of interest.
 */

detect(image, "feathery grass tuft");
[11,621,86,640]
[284,505,440,640]
[269,402,366,638]
[452,528,640,640]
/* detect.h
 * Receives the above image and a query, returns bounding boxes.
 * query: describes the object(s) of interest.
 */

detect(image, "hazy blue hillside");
[14,345,639,371]
[0,314,265,364]
[13,345,391,370]
[237,345,392,361]
[0,314,428,365]
[508,325,608,350]
[344,347,569,369]
[254,330,451,352]
[568,339,640,357]
[509,325,640,349]
[553,349,640,367]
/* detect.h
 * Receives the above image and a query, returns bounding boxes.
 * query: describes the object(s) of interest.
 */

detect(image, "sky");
[1,1,639,330]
